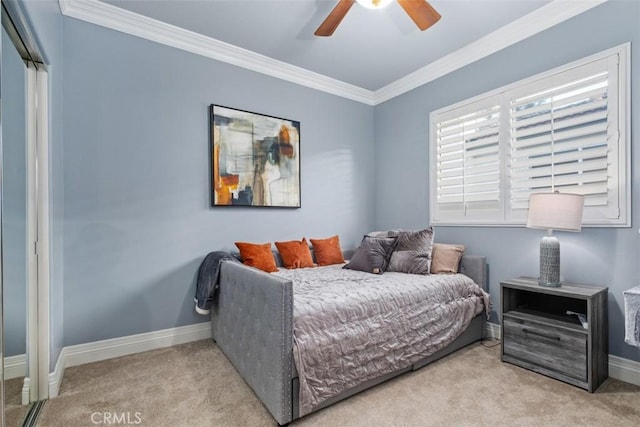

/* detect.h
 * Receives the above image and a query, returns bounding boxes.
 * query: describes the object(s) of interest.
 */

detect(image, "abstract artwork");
[210,105,301,208]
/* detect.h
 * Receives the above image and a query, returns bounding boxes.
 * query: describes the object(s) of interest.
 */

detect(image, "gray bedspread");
[274,265,490,416]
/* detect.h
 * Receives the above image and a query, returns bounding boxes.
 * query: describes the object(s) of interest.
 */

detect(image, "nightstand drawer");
[503,315,587,381]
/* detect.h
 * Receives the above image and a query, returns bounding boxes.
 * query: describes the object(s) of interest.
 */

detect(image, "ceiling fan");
[315,0,441,36]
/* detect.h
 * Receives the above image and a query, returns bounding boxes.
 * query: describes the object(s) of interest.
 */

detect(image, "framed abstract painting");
[210,105,301,208]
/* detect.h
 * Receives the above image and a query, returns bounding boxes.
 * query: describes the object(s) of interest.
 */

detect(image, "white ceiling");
[60,0,605,103]
[101,0,553,91]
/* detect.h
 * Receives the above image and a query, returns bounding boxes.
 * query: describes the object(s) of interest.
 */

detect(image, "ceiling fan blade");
[397,0,441,31]
[314,0,356,36]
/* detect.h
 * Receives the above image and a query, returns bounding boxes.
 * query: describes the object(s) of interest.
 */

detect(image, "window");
[433,97,502,224]
[430,44,630,227]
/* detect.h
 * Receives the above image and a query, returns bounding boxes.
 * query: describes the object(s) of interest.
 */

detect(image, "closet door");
[2,0,50,423]
[1,18,32,427]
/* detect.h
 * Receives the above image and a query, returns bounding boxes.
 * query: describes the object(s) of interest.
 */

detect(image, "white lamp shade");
[527,193,584,232]
[356,0,394,9]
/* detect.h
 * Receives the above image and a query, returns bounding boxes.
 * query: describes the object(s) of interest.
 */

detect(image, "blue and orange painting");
[210,105,300,208]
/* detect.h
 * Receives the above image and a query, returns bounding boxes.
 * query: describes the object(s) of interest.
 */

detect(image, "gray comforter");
[274,265,490,416]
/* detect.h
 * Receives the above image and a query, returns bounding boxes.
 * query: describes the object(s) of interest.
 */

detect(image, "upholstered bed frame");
[210,251,488,425]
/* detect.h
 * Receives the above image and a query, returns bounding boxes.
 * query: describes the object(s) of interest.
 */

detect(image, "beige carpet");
[5,377,31,427]
[37,340,640,426]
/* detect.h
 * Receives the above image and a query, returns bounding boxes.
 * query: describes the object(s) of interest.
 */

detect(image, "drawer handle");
[522,328,561,341]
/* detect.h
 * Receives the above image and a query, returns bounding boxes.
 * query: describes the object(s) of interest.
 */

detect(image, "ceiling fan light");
[356,0,394,10]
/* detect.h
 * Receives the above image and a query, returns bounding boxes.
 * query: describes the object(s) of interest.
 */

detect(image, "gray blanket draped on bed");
[194,251,239,315]
[624,286,640,347]
[274,265,490,416]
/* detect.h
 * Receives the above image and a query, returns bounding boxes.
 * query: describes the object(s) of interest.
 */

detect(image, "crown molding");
[60,0,606,106]
[373,0,608,105]
[58,0,375,105]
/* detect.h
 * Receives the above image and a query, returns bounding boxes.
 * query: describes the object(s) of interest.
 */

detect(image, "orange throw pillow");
[234,242,278,273]
[275,238,315,269]
[309,235,345,266]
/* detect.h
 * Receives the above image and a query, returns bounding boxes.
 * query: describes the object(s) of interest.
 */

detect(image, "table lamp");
[526,192,584,287]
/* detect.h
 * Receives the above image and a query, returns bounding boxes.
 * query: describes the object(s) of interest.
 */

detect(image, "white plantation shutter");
[432,98,502,223]
[429,45,629,226]
[508,56,621,223]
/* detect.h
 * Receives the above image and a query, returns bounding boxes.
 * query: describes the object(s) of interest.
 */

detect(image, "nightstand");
[500,277,608,392]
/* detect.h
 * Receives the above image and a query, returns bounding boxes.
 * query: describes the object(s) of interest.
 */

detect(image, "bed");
[210,250,489,425]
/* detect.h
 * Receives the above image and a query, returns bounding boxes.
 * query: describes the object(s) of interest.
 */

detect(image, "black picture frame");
[210,105,301,208]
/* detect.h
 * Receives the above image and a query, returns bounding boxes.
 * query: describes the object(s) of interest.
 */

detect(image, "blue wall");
[60,18,374,346]
[14,0,640,371]
[1,26,27,357]
[373,1,640,361]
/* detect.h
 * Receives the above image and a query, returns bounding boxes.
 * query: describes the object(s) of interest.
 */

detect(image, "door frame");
[26,64,49,403]
[35,66,49,402]
[3,0,50,404]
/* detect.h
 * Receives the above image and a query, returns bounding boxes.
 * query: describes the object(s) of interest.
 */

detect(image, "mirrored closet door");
[2,12,31,427]
[2,0,49,424]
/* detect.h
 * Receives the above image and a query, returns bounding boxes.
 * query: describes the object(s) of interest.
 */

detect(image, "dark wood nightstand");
[500,277,608,392]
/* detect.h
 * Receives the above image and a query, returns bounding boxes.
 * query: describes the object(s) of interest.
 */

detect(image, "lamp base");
[539,235,561,288]
[538,280,561,288]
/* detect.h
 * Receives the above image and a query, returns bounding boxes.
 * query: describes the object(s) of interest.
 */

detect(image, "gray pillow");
[366,229,400,238]
[369,228,434,274]
[343,235,398,274]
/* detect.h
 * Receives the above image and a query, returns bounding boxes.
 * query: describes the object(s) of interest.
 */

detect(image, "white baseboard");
[4,355,30,405]
[45,320,638,398]
[4,354,27,380]
[22,377,31,405]
[485,322,640,387]
[48,346,67,399]
[49,322,211,398]
[609,355,640,387]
